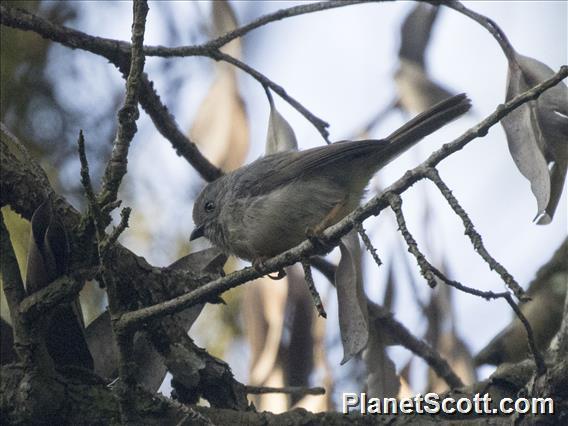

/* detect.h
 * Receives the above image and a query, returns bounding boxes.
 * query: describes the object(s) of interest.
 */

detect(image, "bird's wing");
[235,139,388,198]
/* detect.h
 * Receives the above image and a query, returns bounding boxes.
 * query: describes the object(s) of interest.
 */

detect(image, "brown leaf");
[336,230,369,365]
[501,53,568,223]
[85,310,167,392]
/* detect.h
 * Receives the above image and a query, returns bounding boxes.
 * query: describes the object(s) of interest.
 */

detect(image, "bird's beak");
[190,225,205,241]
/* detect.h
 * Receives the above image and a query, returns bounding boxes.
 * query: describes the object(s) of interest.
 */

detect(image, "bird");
[191,94,471,264]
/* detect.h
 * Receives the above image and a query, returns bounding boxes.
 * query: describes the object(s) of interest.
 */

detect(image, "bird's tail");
[384,93,471,157]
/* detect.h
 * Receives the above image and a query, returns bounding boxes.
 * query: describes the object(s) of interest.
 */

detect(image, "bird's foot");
[252,257,287,280]
[305,226,333,254]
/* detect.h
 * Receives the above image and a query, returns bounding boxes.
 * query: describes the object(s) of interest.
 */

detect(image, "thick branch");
[18,272,92,322]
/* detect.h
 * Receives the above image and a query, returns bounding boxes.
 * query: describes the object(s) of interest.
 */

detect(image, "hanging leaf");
[25,199,93,370]
[336,230,369,365]
[85,248,227,391]
[190,1,249,172]
[211,0,241,59]
[364,325,400,398]
[265,87,298,155]
[395,3,454,114]
[242,272,289,412]
[501,53,568,224]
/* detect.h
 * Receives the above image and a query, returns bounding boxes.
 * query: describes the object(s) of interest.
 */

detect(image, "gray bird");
[191,94,471,263]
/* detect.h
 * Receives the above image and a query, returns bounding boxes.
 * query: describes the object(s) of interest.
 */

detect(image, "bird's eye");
[204,201,215,213]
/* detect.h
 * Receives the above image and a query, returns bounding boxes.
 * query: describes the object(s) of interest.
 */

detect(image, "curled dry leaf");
[336,230,369,365]
[190,1,249,172]
[395,3,454,114]
[501,53,568,224]
[265,87,298,155]
[85,248,226,391]
[26,199,93,370]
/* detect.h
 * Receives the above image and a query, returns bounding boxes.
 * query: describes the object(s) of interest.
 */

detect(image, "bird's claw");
[252,258,287,280]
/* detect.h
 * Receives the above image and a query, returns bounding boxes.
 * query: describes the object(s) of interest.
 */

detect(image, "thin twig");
[77,130,106,239]
[211,50,330,143]
[502,293,546,375]
[440,0,517,62]
[245,385,325,396]
[99,2,148,423]
[425,167,525,300]
[353,221,383,268]
[199,1,369,52]
[105,207,132,250]
[387,192,437,288]
[301,259,327,318]
[368,302,465,389]
[99,1,147,209]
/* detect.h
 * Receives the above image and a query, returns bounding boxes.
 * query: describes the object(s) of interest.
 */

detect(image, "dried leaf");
[244,274,288,385]
[501,53,568,223]
[85,249,226,390]
[429,332,475,394]
[364,325,400,398]
[398,3,440,67]
[211,0,241,59]
[190,73,249,172]
[25,199,93,370]
[382,258,396,312]
[85,310,167,392]
[191,1,249,172]
[265,88,298,155]
[26,199,67,293]
[395,60,454,115]
[336,230,369,365]
[395,4,453,114]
